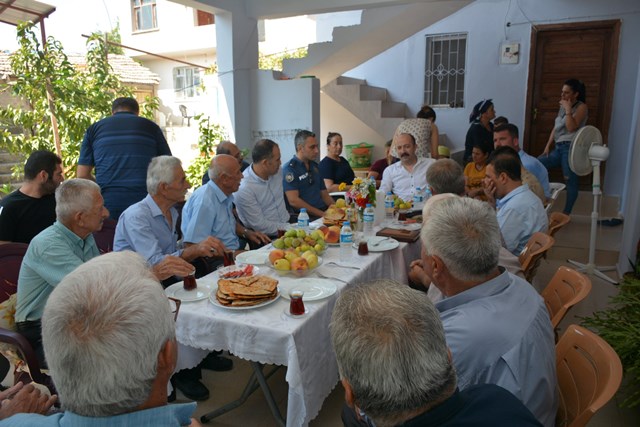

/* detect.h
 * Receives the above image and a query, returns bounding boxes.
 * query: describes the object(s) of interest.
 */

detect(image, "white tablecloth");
[173,239,421,426]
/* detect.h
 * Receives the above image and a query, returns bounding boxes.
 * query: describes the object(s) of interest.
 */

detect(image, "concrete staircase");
[282,1,472,85]
[322,76,407,138]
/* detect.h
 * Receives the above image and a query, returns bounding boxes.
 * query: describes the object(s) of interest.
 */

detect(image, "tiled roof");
[0,52,159,85]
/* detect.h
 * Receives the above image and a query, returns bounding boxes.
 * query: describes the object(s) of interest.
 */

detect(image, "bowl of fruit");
[267,248,322,278]
[271,228,326,255]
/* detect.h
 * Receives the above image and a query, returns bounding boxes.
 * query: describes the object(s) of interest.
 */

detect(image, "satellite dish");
[569,125,605,176]
[566,126,616,284]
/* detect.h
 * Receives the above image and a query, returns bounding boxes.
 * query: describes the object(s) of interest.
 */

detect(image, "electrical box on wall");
[500,43,520,64]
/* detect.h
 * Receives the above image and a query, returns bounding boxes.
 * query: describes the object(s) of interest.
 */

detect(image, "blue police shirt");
[282,156,327,211]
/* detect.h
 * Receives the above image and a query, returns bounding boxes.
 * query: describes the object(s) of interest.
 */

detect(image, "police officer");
[283,130,335,219]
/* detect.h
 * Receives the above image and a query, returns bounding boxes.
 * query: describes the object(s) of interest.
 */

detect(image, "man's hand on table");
[0,382,57,420]
[152,256,194,280]
[245,229,271,246]
[183,236,226,261]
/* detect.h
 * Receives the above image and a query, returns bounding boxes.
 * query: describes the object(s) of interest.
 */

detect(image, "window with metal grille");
[132,0,157,32]
[173,67,202,99]
[424,33,466,108]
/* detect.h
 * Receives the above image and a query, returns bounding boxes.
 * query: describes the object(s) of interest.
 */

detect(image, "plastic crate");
[345,143,374,168]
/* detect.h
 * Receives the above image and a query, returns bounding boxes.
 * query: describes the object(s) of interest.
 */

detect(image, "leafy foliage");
[258,47,307,71]
[93,21,125,55]
[184,114,227,188]
[582,261,640,407]
[0,22,158,177]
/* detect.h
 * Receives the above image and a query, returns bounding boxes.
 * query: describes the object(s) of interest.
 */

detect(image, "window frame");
[173,66,203,100]
[132,0,158,32]
[423,32,467,109]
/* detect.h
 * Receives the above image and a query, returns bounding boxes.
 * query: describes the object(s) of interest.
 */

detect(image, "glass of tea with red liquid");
[223,251,235,266]
[183,273,197,291]
[289,290,305,315]
[357,240,369,255]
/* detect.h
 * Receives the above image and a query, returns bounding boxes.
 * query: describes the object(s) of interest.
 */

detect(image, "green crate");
[345,143,374,168]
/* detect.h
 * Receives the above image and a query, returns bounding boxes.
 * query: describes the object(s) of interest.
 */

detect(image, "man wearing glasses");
[283,130,335,219]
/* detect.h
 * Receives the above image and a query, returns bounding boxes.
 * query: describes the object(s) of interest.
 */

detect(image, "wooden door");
[523,20,620,188]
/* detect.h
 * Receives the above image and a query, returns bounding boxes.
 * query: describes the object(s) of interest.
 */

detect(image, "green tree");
[0,22,157,176]
[94,21,125,55]
[259,47,307,71]
[185,115,227,188]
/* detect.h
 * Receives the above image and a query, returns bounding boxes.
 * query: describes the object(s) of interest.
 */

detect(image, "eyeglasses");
[168,297,181,321]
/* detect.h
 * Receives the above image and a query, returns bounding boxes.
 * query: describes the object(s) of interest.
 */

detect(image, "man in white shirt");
[380,133,435,201]
[235,139,292,237]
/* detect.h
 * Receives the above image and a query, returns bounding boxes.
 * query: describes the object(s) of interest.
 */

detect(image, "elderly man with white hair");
[333,280,542,427]
[114,155,225,285]
[421,197,557,426]
[0,251,201,426]
[15,178,108,367]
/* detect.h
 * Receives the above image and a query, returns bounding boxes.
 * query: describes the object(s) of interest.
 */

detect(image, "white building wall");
[343,0,640,203]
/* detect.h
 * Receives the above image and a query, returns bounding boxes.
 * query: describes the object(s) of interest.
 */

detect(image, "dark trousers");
[15,320,47,369]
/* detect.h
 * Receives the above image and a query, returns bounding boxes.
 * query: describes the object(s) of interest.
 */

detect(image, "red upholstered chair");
[0,243,53,391]
[93,217,117,254]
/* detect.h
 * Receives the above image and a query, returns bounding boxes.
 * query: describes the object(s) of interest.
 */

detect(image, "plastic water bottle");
[363,204,375,237]
[297,208,309,231]
[384,192,394,221]
[413,187,423,205]
[340,221,353,260]
[424,186,432,200]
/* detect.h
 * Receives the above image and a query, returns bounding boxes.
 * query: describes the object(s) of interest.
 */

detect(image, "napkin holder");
[376,227,420,243]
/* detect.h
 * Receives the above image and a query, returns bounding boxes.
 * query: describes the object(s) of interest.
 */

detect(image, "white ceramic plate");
[216,264,260,279]
[208,285,280,310]
[278,277,337,301]
[353,236,400,252]
[235,250,269,265]
[165,282,212,302]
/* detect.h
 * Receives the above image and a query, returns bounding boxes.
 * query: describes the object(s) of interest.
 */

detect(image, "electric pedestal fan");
[566,125,618,285]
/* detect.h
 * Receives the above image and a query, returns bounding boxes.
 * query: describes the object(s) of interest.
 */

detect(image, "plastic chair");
[548,212,571,238]
[518,232,555,282]
[546,182,566,212]
[0,243,53,390]
[541,266,592,329]
[179,105,193,127]
[556,324,623,427]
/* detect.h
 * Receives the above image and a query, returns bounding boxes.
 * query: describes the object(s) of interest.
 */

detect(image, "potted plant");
[582,238,640,408]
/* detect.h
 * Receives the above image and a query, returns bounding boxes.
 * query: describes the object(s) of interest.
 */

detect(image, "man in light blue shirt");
[421,197,557,427]
[114,156,224,281]
[181,155,270,254]
[235,139,292,237]
[494,123,550,199]
[485,146,548,255]
[15,179,108,366]
[0,252,198,426]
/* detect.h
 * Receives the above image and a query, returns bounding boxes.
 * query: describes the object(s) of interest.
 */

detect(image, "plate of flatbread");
[209,274,280,310]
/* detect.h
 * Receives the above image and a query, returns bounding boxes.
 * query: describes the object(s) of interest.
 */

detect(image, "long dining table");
[171,236,422,426]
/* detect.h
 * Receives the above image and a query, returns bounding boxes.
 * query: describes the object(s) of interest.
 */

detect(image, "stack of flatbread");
[323,206,346,226]
[216,275,279,307]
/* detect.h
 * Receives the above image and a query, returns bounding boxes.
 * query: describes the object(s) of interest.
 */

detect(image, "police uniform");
[283,156,328,212]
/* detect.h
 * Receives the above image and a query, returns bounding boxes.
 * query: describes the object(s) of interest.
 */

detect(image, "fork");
[371,237,391,247]
[315,270,349,284]
[325,262,361,270]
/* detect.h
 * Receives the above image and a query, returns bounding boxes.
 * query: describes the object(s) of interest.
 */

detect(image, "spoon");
[371,237,391,247]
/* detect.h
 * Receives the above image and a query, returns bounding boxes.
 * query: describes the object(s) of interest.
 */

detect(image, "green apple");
[311,230,324,241]
[291,238,301,248]
[273,238,285,249]
[285,229,297,238]
[284,237,293,248]
[314,243,324,253]
[284,251,298,262]
[296,229,307,238]
[274,259,291,271]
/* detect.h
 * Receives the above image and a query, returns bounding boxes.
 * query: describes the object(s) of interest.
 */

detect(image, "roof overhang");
[0,0,55,26]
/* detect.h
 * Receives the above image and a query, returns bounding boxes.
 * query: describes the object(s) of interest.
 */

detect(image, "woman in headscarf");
[464,99,495,164]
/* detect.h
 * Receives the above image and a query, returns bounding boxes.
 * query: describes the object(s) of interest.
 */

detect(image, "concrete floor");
[178,191,640,426]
